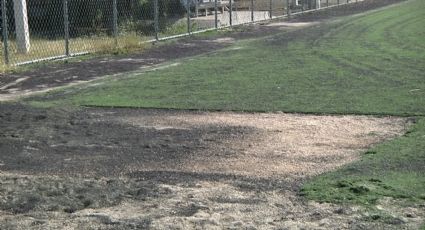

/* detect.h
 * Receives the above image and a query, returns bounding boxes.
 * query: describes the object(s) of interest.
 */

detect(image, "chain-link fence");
[0,0,362,68]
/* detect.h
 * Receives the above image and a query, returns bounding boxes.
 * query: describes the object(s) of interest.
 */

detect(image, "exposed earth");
[1,0,423,229]
[0,104,421,229]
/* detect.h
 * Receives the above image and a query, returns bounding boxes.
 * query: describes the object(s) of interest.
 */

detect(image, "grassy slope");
[31,0,424,213]
[38,0,425,116]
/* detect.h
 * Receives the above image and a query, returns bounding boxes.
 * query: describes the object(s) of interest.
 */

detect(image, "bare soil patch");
[1,104,420,229]
[0,39,231,101]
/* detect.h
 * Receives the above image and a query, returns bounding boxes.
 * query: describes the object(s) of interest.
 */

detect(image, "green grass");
[34,0,425,116]
[28,0,425,216]
[301,117,425,206]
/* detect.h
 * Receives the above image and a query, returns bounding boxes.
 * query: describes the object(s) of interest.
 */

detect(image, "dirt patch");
[1,104,421,229]
[267,21,319,28]
[113,110,407,180]
[0,40,231,99]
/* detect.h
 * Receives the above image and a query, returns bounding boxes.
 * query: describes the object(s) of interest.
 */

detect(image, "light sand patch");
[267,21,319,28]
[211,37,236,44]
[0,62,181,102]
[0,77,29,91]
[115,112,408,180]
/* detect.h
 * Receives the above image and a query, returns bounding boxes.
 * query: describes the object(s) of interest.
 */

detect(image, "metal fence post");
[63,0,70,56]
[327,0,329,7]
[1,0,9,65]
[214,0,218,28]
[337,0,340,5]
[301,0,304,13]
[154,0,159,40]
[229,0,232,26]
[251,0,254,22]
[113,0,118,46]
[286,0,290,18]
[186,0,191,34]
[269,0,272,19]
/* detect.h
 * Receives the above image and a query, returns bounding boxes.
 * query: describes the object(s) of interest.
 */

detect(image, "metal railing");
[0,0,360,68]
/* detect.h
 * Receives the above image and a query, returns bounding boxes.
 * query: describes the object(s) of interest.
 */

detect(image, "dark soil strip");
[0,40,232,94]
[0,104,254,177]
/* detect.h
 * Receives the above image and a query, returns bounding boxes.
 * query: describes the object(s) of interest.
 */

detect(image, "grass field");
[42,0,425,116]
[21,0,425,227]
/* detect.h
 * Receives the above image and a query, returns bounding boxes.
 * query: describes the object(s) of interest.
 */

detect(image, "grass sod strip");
[34,0,425,116]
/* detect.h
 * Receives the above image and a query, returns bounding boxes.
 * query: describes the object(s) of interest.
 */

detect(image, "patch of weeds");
[160,19,198,37]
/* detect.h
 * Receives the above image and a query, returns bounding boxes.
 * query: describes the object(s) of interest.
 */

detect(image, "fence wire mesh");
[0,0,362,68]
[159,0,189,38]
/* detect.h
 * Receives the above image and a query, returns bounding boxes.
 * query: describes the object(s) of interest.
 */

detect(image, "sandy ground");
[113,111,406,179]
[1,106,423,229]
